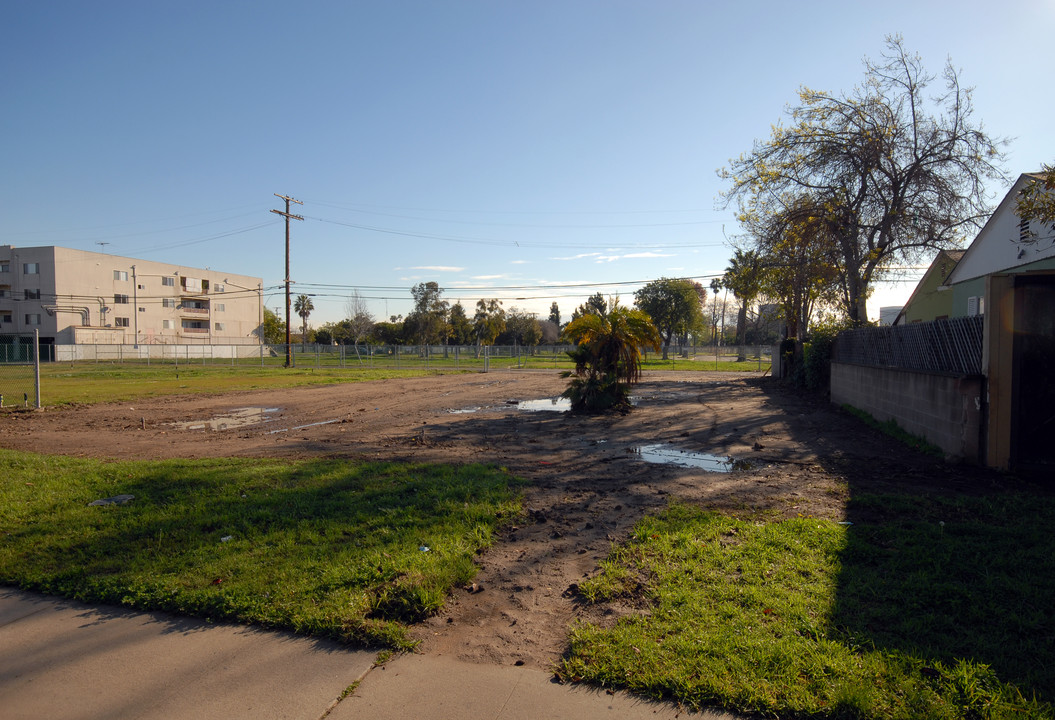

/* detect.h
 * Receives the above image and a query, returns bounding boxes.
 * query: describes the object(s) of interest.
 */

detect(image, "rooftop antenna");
[95,242,110,252]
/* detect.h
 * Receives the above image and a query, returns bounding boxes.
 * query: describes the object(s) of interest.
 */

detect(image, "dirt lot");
[0,370,1000,668]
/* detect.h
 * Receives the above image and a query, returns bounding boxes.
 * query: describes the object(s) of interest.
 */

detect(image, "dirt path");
[0,370,996,668]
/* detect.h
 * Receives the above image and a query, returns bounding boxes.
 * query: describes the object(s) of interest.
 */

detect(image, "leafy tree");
[406,282,448,345]
[571,292,608,321]
[548,302,561,327]
[294,294,314,346]
[721,35,1007,325]
[259,307,284,345]
[561,304,661,413]
[1016,164,1055,243]
[502,308,542,350]
[447,302,474,345]
[723,250,764,360]
[747,195,841,339]
[633,278,705,360]
[473,299,505,353]
[370,320,404,345]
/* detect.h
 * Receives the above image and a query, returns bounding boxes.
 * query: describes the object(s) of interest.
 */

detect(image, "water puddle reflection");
[634,444,752,472]
[517,397,571,412]
[172,407,280,432]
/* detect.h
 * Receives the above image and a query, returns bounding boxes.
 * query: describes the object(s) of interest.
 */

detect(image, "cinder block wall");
[830,363,984,462]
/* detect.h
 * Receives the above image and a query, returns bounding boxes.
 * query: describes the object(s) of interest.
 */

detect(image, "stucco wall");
[830,362,984,462]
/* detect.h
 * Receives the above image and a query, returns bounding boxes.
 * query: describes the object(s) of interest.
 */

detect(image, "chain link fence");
[0,333,41,409]
[40,342,771,372]
[832,316,984,375]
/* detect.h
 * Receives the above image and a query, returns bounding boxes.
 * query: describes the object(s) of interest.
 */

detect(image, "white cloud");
[472,274,507,280]
[411,265,465,272]
[551,252,602,261]
[510,260,529,265]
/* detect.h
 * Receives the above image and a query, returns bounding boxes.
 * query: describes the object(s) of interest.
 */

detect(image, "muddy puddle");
[517,397,571,412]
[171,407,280,432]
[634,444,752,472]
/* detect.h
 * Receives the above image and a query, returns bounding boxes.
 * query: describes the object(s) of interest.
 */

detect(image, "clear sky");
[5,1,1053,327]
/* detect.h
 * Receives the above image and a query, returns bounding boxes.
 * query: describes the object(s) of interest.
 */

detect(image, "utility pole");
[271,194,303,368]
[131,265,138,349]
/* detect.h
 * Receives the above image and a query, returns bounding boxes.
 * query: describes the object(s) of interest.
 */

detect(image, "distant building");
[0,246,262,347]
[879,306,904,326]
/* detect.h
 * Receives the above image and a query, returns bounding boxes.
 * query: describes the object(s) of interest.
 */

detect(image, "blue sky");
[5,1,1053,326]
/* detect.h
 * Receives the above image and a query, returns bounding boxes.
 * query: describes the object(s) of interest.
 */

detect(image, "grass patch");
[562,501,1054,719]
[842,404,944,457]
[0,449,523,649]
[34,365,460,406]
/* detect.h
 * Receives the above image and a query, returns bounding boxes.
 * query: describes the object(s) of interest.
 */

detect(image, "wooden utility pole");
[271,194,303,368]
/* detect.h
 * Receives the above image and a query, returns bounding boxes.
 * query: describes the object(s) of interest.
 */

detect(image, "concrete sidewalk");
[0,589,738,719]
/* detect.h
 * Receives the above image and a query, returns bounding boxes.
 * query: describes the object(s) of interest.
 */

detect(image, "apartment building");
[0,246,263,346]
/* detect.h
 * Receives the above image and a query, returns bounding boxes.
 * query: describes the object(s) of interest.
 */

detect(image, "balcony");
[179,306,209,315]
[181,327,209,334]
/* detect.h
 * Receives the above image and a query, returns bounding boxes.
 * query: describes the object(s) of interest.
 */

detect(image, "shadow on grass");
[832,491,1055,707]
[0,453,522,649]
[753,379,1055,712]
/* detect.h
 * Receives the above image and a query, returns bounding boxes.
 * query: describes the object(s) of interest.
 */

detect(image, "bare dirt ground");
[0,370,1003,669]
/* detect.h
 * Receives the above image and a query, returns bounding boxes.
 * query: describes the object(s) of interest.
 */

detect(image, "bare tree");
[721,35,1007,324]
[344,290,374,361]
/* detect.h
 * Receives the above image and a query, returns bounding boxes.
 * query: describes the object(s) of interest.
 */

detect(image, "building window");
[162,276,175,287]
[115,317,130,327]
[114,294,129,304]
[25,314,41,325]
[214,303,225,312]
[0,286,9,298]
[214,322,225,331]
[24,289,41,300]
[162,298,176,308]
[138,307,146,312]
[1,312,12,324]
[967,296,985,317]
[214,284,225,293]
[163,319,174,329]
[23,263,39,275]
[0,263,9,273]
[114,270,128,281]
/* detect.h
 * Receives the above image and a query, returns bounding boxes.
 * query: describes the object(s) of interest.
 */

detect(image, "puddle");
[634,444,752,472]
[448,407,482,414]
[172,407,280,431]
[517,397,571,412]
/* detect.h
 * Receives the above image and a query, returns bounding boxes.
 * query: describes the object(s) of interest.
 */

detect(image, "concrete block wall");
[830,363,984,462]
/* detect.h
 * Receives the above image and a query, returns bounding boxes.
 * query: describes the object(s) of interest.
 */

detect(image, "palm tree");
[294,294,314,348]
[561,304,661,413]
[724,249,762,361]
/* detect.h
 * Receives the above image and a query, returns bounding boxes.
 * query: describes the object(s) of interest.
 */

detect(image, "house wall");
[950,257,1055,319]
[831,363,984,462]
[0,245,262,345]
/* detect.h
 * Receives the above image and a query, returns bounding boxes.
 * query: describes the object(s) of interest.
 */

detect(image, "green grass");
[0,449,523,649]
[34,365,460,406]
[562,501,1054,719]
[24,355,769,407]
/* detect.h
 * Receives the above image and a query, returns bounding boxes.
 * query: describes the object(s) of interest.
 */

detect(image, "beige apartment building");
[0,245,263,347]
